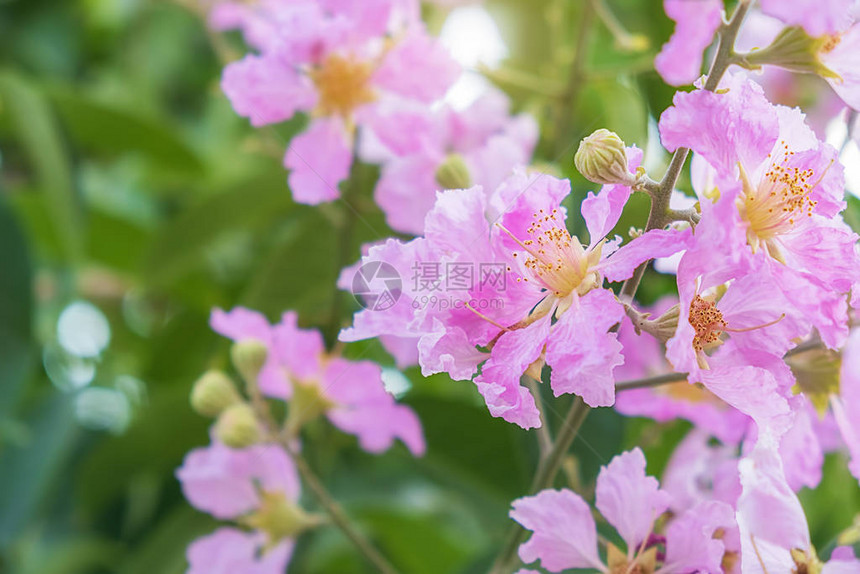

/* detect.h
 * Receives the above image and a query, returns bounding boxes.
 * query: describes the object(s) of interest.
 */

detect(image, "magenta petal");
[473,314,550,429]
[187,528,293,574]
[221,54,317,127]
[595,448,671,552]
[285,117,352,204]
[600,228,693,283]
[546,289,624,407]
[510,489,604,572]
[655,0,723,86]
[580,146,642,247]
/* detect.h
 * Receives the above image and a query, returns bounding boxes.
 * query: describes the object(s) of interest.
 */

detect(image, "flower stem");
[489,397,590,574]
[279,438,401,574]
[619,0,751,302]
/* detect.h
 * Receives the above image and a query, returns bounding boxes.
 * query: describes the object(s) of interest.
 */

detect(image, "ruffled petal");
[285,117,352,204]
[546,289,624,407]
[510,489,604,572]
[655,0,723,86]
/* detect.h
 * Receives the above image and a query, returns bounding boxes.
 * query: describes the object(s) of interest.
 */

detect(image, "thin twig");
[489,398,590,574]
[278,439,401,574]
[618,0,751,302]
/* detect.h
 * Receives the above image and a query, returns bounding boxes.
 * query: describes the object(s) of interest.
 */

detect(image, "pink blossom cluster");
[174,0,860,571]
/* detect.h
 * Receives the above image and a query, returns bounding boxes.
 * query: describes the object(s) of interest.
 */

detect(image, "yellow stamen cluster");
[689,295,727,352]
[309,54,377,119]
[507,209,594,298]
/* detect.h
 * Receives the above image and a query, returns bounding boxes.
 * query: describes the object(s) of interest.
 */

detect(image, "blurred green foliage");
[0,0,858,572]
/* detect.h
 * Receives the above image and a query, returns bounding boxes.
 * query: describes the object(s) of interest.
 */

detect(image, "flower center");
[820,33,842,54]
[736,145,823,261]
[689,295,727,352]
[500,209,599,298]
[309,54,377,119]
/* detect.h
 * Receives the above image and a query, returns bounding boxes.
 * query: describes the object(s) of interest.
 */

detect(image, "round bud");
[190,370,241,417]
[574,129,635,186]
[242,491,324,545]
[215,403,262,448]
[435,154,473,190]
[231,339,268,386]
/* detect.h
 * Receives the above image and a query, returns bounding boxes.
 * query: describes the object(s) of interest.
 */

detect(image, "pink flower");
[655,0,724,86]
[370,88,538,234]
[660,74,859,350]
[341,168,692,428]
[220,2,459,204]
[211,307,425,456]
[737,429,860,573]
[510,448,734,573]
[662,429,741,512]
[177,441,300,573]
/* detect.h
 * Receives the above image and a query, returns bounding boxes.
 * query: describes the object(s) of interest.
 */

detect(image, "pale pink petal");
[580,146,642,248]
[824,548,860,574]
[655,0,723,86]
[663,500,736,573]
[373,27,460,102]
[323,358,426,455]
[221,55,317,127]
[659,74,779,176]
[662,429,742,512]
[546,289,625,407]
[510,489,604,572]
[285,117,352,204]
[832,329,860,481]
[417,321,487,380]
[779,400,824,491]
[698,365,791,427]
[822,24,860,110]
[473,314,550,429]
[272,311,325,380]
[187,528,293,574]
[599,228,693,283]
[760,0,853,36]
[177,441,299,519]
[595,448,671,552]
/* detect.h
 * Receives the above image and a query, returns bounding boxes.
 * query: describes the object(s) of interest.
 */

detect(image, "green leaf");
[0,394,80,549]
[144,168,294,285]
[0,196,35,421]
[48,87,204,174]
[0,70,84,262]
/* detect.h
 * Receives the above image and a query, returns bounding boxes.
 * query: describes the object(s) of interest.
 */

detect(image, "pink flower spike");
[285,117,352,204]
[187,528,293,574]
[510,489,606,573]
[655,0,723,86]
[595,447,671,553]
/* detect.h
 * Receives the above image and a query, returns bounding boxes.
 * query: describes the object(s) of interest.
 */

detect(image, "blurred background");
[1,0,859,572]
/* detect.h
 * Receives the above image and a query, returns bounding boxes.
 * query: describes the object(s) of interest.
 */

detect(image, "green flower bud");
[231,339,268,386]
[284,380,336,437]
[435,154,472,190]
[241,491,323,547]
[574,129,635,186]
[190,370,241,417]
[741,27,840,79]
[215,403,261,448]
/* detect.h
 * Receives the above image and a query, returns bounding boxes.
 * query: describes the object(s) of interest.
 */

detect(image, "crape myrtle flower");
[210,307,425,456]
[177,440,314,574]
[737,426,860,573]
[660,74,860,350]
[220,0,459,204]
[340,165,692,429]
[510,448,736,574]
[365,87,538,235]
